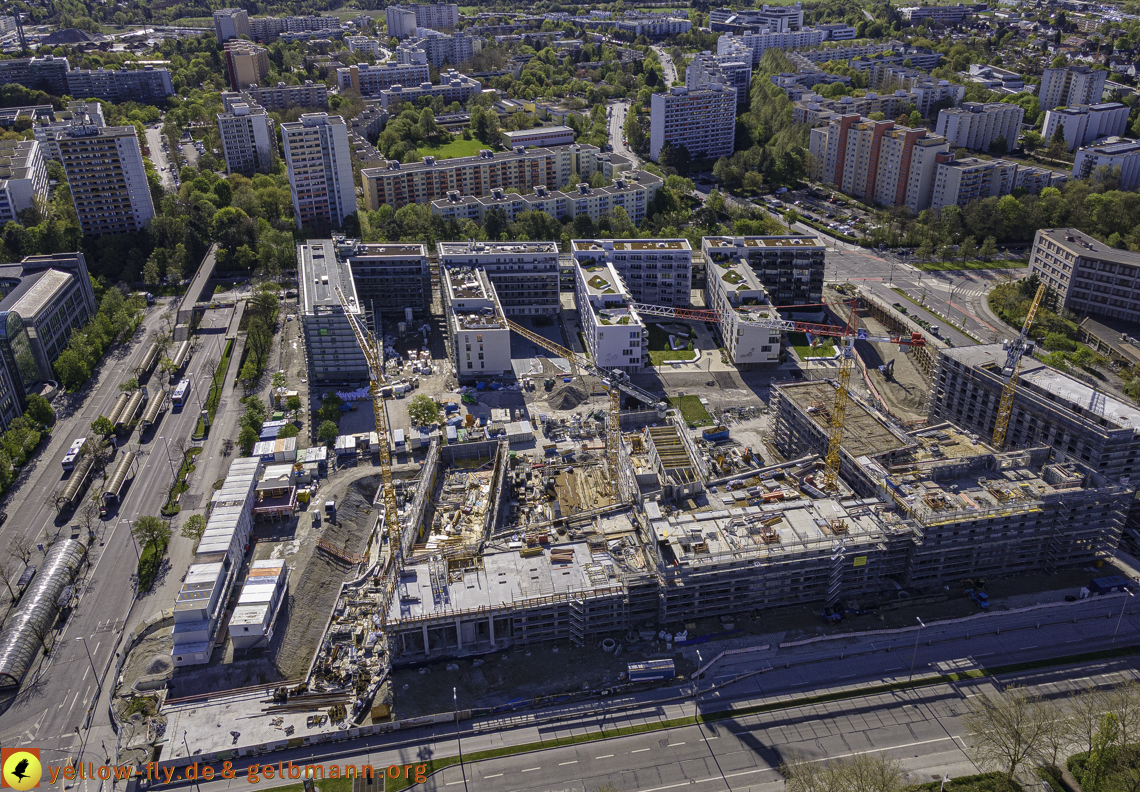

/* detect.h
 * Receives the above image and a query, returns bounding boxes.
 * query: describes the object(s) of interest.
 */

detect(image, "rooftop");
[778,380,915,458]
[363,143,601,176]
[0,269,75,321]
[1079,138,1140,154]
[709,255,766,295]
[438,241,559,256]
[703,235,825,250]
[1037,228,1140,268]
[571,238,691,253]
[298,238,362,315]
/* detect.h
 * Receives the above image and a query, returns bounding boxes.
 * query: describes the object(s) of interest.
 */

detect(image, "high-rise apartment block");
[28,102,104,161]
[929,156,1016,211]
[378,71,481,110]
[0,56,70,94]
[649,85,736,162]
[345,36,387,59]
[1043,103,1130,152]
[213,8,250,42]
[56,125,153,236]
[0,140,48,226]
[280,114,356,231]
[362,143,611,211]
[217,103,276,177]
[709,4,804,33]
[685,51,753,109]
[223,81,328,112]
[396,32,480,69]
[248,15,341,42]
[570,239,691,306]
[223,40,270,91]
[1073,139,1140,190]
[66,66,174,104]
[335,62,431,96]
[440,264,513,380]
[899,4,974,22]
[701,236,825,311]
[1039,65,1108,111]
[386,4,458,38]
[1028,227,1140,323]
[437,241,560,316]
[716,29,826,66]
[935,102,1024,152]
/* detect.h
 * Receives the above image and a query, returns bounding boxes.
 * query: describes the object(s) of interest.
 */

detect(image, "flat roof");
[349,243,427,258]
[438,241,559,256]
[578,260,629,299]
[778,380,914,458]
[1037,228,1140,268]
[298,239,362,315]
[571,238,691,252]
[502,125,574,137]
[703,235,824,249]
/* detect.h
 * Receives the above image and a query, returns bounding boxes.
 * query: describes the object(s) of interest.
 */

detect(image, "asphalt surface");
[609,99,640,167]
[145,124,177,192]
[653,46,677,86]
[0,302,229,772]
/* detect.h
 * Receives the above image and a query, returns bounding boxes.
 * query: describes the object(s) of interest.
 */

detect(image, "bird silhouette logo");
[1,749,40,790]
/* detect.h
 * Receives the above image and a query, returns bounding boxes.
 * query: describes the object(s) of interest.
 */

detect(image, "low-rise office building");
[1029,227,1140,323]
[501,126,575,148]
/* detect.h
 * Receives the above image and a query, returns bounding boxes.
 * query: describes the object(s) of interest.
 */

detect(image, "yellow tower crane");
[992,283,1047,450]
[333,285,402,613]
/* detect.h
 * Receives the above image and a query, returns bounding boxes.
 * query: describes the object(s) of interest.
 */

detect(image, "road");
[144,124,176,191]
[0,303,229,769]
[653,45,677,86]
[609,99,640,167]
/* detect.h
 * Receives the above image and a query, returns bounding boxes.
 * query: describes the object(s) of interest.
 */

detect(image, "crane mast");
[992,283,1046,450]
[333,286,402,602]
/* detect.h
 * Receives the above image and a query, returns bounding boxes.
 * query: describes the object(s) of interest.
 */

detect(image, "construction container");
[628,659,675,682]
[702,426,730,442]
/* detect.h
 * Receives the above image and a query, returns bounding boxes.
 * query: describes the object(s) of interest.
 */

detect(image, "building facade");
[1072,139,1140,190]
[337,237,432,323]
[396,32,480,69]
[213,8,250,42]
[1042,103,1130,152]
[685,51,753,109]
[378,70,481,110]
[703,240,783,368]
[701,236,825,313]
[573,260,646,373]
[280,114,357,231]
[441,264,513,380]
[297,239,369,384]
[223,40,270,91]
[66,67,174,104]
[225,81,328,111]
[217,103,276,177]
[1028,227,1140,322]
[935,101,1024,152]
[0,56,69,94]
[929,156,1017,211]
[386,4,458,38]
[649,85,736,162]
[570,239,691,307]
[335,62,432,96]
[56,124,154,236]
[437,241,560,316]
[1039,65,1108,111]
[501,127,575,149]
[0,140,48,226]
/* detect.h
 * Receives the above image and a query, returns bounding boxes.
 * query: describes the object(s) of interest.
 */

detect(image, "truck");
[100,450,136,515]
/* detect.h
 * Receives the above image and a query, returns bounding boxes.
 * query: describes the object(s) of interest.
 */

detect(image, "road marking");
[706,736,718,740]
[521,767,541,772]
[596,754,614,759]
[631,748,650,753]
[667,742,686,747]
[483,773,503,779]
[558,761,578,766]
[445,782,465,786]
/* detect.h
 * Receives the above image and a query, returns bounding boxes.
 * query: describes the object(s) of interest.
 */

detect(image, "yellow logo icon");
[2,749,41,790]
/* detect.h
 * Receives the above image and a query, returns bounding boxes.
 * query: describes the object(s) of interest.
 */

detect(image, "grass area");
[646,322,696,365]
[892,287,982,344]
[788,330,836,359]
[136,535,168,592]
[417,137,488,160]
[162,447,203,517]
[910,772,1022,791]
[669,395,712,427]
[914,259,1029,272]
[169,16,212,25]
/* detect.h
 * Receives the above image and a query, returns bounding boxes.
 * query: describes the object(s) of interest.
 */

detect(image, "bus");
[61,437,86,471]
[172,378,191,407]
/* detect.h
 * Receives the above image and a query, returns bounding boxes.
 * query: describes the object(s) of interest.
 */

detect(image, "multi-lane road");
[0,302,230,767]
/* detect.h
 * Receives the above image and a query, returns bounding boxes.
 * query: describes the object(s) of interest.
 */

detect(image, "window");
[467,361,473,368]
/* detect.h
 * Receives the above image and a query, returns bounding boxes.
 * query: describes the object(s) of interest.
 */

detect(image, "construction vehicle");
[966,589,990,610]
[332,285,401,623]
[992,283,1047,449]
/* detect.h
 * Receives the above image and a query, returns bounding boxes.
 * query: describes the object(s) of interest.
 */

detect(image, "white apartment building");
[710,4,804,33]
[902,136,954,213]
[650,85,736,162]
[30,102,105,161]
[716,29,827,66]
[441,265,513,380]
[1014,165,1061,195]
[386,4,458,38]
[345,37,387,59]
[396,32,480,69]
[613,15,692,37]
[57,124,154,236]
[570,239,691,307]
[1039,65,1108,111]
[935,102,1024,152]
[685,51,753,109]
[437,241,560,316]
[213,8,250,42]
[703,239,783,369]
[336,62,431,96]
[1072,139,1140,190]
[0,140,48,226]
[701,235,825,313]
[573,261,646,373]
[930,157,1017,211]
[225,82,328,112]
[1042,102,1130,152]
[280,114,357,231]
[378,71,481,110]
[899,4,973,22]
[908,80,965,117]
[217,103,275,177]
[433,172,663,229]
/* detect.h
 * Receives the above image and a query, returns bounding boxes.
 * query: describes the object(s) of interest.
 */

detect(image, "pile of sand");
[548,382,587,410]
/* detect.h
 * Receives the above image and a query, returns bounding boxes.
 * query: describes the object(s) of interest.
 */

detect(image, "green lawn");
[914,259,1029,272]
[418,137,489,160]
[170,16,212,25]
[788,331,835,360]
[669,395,712,427]
[646,322,697,365]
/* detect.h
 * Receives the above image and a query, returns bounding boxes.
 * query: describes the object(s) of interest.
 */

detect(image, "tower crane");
[991,282,1047,450]
[333,285,402,621]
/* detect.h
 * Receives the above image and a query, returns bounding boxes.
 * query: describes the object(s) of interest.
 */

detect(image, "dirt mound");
[549,382,587,410]
[144,654,173,675]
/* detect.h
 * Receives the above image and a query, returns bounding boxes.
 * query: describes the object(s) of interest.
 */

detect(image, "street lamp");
[948,281,959,327]
[1112,589,1135,647]
[909,617,926,682]
[693,649,731,790]
[693,649,702,720]
[157,436,178,482]
[453,687,470,792]
[124,519,139,561]
[75,637,98,681]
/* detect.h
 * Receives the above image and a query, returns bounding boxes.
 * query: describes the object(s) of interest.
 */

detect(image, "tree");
[92,415,114,437]
[1022,130,1043,152]
[25,393,53,427]
[979,236,999,260]
[238,425,259,455]
[937,243,956,263]
[277,423,299,439]
[1047,125,1068,159]
[9,535,33,567]
[318,393,344,424]
[782,753,907,792]
[989,134,1008,156]
[131,515,171,555]
[318,420,339,446]
[958,236,978,262]
[408,395,440,427]
[962,687,1060,778]
[118,377,139,393]
[0,561,16,601]
[285,395,303,416]
[916,240,934,261]
[180,513,206,542]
